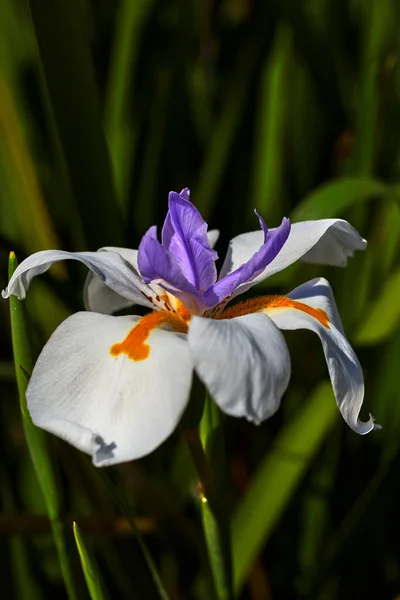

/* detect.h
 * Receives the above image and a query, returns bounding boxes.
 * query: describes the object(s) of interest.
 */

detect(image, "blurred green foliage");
[1,0,400,598]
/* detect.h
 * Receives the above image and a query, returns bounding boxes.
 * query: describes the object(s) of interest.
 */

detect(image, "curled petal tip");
[280,216,291,230]
[372,414,382,430]
[352,414,377,435]
[179,187,191,199]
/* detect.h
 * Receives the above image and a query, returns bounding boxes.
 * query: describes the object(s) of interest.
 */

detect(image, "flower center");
[218,295,330,329]
[163,294,192,321]
[110,311,189,362]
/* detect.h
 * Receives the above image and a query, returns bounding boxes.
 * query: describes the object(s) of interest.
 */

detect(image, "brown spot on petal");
[160,293,191,321]
[174,299,191,322]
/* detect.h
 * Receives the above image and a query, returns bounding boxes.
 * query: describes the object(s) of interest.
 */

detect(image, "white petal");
[83,247,167,314]
[219,219,366,297]
[266,278,378,434]
[188,313,291,424]
[207,229,220,248]
[2,249,156,310]
[27,312,193,465]
[83,247,140,313]
[83,238,220,315]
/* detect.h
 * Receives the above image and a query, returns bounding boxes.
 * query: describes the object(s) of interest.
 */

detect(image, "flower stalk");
[8,253,80,600]
[183,396,234,600]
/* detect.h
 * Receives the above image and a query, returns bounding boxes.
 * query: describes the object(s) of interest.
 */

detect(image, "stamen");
[110,311,189,362]
[218,295,330,329]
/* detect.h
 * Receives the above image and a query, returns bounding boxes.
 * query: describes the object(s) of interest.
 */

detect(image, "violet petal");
[204,216,291,307]
[137,225,197,295]
[179,187,191,201]
[162,191,217,291]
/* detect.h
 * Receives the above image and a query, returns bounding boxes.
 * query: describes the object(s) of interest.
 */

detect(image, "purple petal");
[161,190,217,291]
[137,225,197,295]
[179,188,191,201]
[255,209,268,236]
[204,216,291,307]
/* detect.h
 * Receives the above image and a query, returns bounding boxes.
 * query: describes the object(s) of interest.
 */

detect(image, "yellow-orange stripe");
[110,311,189,362]
[218,295,330,329]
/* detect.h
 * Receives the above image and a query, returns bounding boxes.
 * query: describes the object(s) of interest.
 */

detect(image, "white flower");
[3,189,379,466]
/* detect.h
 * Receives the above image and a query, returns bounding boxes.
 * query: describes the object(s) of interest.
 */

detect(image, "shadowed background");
[1,0,400,599]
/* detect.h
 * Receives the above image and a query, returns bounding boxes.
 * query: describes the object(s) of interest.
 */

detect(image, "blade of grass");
[286,50,322,200]
[232,381,337,594]
[349,0,392,175]
[296,432,340,596]
[8,252,81,600]
[307,440,397,598]
[194,42,259,219]
[354,267,400,345]
[250,23,292,223]
[275,0,345,122]
[0,75,63,261]
[188,396,234,600]
[95,469,171,600]
[2,469,43,600]
[73,522,110,600]
[104,0,156,210]
[371,325,400,438]
[28,0,123,248]
[133,67,171,231]
[291,176,387,221]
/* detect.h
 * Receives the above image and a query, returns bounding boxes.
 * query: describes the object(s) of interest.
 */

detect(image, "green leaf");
[133,68,171,231]
[291,177,387,222]
[0,76,63,258]
[104,0,156,210]
[195,43,257,219]
[73,522,110,600]
[372,328,400,436]
[95,470,171,600]
[8,252,80,600]
[232,382,337,594]
[250,23,292,222]
[28,0,123,248]
[2,470,43,600]
[199,398,233,600]
[349,0,393,175]
[354,268,400,345]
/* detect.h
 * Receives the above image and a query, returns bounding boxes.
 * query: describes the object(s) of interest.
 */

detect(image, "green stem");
[96,470,171,600]
[183,398,234,600]
[8,253,81,600]
[182,428,213,498]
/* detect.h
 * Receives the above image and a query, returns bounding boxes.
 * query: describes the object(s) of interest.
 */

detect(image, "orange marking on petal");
[110,311,189,362]
[160,293,191,321]
[174,299,191,322]
[218,295,330,329]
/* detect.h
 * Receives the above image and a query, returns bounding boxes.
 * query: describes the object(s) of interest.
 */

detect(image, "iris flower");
[3,189,379,466]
